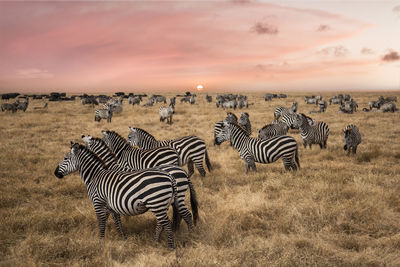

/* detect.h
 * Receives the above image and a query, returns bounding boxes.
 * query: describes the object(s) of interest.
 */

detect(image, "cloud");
[361,47,374,55]
[393,5,400,16]
[382,50,400,62]
[250,22,278,35]
[16,68,54,79]
[318,46,349,57]
[230,0,253,4]
[317,24,330,32]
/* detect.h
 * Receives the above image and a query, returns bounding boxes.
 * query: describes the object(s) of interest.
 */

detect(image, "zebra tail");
[205,149,212,171]
[188,178,199,226]
[295,146,300,169]
[169,173,180,231]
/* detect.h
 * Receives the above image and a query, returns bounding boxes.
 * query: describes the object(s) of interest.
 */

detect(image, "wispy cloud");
[361,47,374,55]
[317,24,330,32]
[318,46,349,57]
[393,5,400,16]
[250,22,278,35]
[382,50,400,62]
[16,68,54,79]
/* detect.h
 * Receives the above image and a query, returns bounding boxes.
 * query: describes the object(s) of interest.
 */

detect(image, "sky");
[0,0,399,93]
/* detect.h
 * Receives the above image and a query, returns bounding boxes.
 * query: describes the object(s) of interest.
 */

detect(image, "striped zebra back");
[343,124,361,147]
[102,130,179,169]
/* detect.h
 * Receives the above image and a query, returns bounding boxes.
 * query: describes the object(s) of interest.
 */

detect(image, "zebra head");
[127,127,140,146]
[81,134,93,146]
[214,121,231,145]
[343,128,353,150]
[54,142,80,179]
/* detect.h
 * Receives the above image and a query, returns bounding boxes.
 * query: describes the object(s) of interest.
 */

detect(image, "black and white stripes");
[54,143,179,249]
[127,127,211,177]
[294,113,329,149]
[215,122,300,173]
[343,124,361,155]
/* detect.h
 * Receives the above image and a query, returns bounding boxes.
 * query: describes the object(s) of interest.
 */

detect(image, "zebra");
[180,95,191,103]
[102,130,180,170]
[144,97,155,106]
[1,102,18,113]
[94,108,112,123]
[222,100,237,109]
[238,112,251,136]
[258,121,288,140]
[81,135,198,230]
[155,95,167,104]
[128,95,142,106]
[380,102,397,112]
[127,127,211,177]
[16,98,29,112]
[274,102,297,121]
[294,113,329,149]
[189,95,195,104]
[169,97,176,106]
[159,104,174,124]
[54,142,179,249]
[343,125,361,156]
[214,121,300,173]
[206,94,212,103]
[238,98,248,109]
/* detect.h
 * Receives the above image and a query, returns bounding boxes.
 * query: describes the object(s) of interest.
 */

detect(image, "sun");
[197,84,203,91]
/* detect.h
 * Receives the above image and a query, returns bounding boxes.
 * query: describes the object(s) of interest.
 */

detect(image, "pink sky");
[0,1,399,93]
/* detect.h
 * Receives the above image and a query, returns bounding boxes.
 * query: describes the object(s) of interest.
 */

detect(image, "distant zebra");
[1,103,18,113]
[258,121,288,140]
[343,125,361,156]
[381,102,397,112]
[81,135,198,230]
[54,142,179,249]
[206,94,212,103]
[102,131,180,170]
[127,127,211,177]
[215,122,299,173]
[238,112,251,136]
[294,113,329,149]
[222,100,237,109]
[159,104,174,124]
[95,108,112,123]
[155,95,167,104]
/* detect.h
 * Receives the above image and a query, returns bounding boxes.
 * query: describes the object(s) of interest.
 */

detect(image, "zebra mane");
[130,128,157,141]
[77,144,108,168]
[228,121,248,135]
[88,137,118,158]
[104,130,131,148]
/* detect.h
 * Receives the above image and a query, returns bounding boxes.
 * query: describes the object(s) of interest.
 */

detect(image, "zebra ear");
[70,141,74,147]
[101,130,107,136]
[128,126,136,132]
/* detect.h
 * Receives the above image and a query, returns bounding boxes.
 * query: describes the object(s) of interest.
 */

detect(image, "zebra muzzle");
[54,166,64,179]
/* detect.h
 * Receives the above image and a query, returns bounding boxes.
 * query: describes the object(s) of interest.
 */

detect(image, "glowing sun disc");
[197,85,203,91]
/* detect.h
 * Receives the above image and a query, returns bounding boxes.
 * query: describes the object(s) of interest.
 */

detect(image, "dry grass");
[1,91,400,266]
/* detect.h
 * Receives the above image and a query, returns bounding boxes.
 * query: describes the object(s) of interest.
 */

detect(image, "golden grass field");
[1,91,400,266]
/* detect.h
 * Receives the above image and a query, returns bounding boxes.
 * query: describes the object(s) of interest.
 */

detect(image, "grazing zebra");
[155,95,167,104]
[222,100,237,109]
[159,104,174,124]
[54,142,179,249]
[274,102,298,120]
[215,122,299,173]
[1,103,18,113]
[380,102,397,112]
[94,108,112,123]
[16,98,29,112]
[102,130,180,170]
[238,112,251,136]
[258,121,288,140]
[81,135,198,230]
[294,113,329,149]
[127,127,211,177]
[343,125,361,156]
[128,95,142,106]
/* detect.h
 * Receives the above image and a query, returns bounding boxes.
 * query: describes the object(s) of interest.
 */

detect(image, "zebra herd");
[55,128,210,248]
[51,92,400,249]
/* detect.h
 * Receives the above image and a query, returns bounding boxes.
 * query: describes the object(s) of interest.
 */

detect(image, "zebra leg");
[172,203,182,231]
[309,143,312,149]
[319,143,323,149]
[95,208,110,239]
[187,159,195,177]
[194,160,206,177]
[154,212,175,249]
[353,146,357,154]
[177,200,194,232]
[111,211,125,239]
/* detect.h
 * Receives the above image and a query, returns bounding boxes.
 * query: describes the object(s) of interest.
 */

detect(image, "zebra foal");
[54,142,178,249]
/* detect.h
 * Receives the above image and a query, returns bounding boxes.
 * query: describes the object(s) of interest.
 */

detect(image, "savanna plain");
[1,91,400,266]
